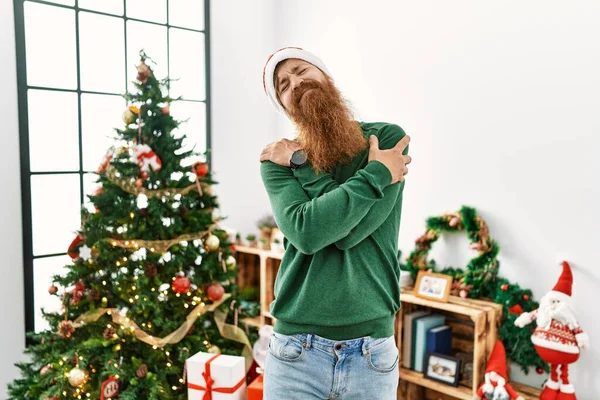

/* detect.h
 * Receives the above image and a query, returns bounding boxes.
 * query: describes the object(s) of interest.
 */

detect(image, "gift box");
[187,351,247,400]
[247,374,263,400]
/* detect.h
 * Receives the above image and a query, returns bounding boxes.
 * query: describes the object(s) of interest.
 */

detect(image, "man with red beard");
[258,47,411,399]
[515,261,589,400]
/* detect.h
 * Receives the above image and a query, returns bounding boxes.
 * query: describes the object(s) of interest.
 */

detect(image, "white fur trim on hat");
[262,47,333,115]
[560,384,575,394]
[544,290,571,303]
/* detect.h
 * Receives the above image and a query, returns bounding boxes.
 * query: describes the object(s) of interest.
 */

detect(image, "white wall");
[1,0,25,397]
[210,0,279,239]
[266,0,600,396]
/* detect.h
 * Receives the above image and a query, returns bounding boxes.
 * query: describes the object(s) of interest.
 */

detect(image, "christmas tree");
[8,51,259,400]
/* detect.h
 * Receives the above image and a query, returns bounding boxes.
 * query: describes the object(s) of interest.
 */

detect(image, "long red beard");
[287,79,367,174]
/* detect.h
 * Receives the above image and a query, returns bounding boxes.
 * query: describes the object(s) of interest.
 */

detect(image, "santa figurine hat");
[546,261,573,303]
[485,340,509,380]
[262,47,333,115]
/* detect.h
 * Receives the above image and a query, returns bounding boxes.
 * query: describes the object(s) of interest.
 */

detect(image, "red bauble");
[193,162,209,178]
[508,304,524,315]
[135,178,143,188]
[536,367,544,374]
[501,284,509,291]
[161,105,170,115]
[207,283,225,301]
[172,276,191,294]
[523,294,530,301]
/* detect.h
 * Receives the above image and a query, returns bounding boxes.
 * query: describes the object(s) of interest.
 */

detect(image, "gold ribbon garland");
[100,226,218,253]
[71,293,254,372]
[104,164,210,198]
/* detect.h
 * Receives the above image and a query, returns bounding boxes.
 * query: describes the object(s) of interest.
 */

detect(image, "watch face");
[292,150,307,165]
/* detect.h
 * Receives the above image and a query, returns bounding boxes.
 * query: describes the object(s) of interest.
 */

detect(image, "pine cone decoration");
[179,206,188,217]
[186,325,195,336]
[136,364,148,379]
[103,326,117,340]
[139,208,149,217]
[144,263,158,278]
[58,321,75,339]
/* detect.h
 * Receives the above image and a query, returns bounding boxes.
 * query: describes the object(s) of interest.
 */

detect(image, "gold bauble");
[205,234,220,251]
[68,367,88,387]
[122,109,136,125]
[207,345,221,354]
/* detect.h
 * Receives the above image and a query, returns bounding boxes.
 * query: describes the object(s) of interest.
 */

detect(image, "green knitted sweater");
[259,122,408,340]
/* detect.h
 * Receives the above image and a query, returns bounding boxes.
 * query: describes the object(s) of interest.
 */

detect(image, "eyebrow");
[276,64,305,93]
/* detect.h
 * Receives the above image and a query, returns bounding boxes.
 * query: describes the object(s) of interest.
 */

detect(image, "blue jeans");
[264,332,399,399]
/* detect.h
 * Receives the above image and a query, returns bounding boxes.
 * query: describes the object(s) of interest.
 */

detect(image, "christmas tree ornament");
[474,341,524,400]
[161,105,170,115]
[131,143,162,177]
[207,345,221,354]
[40,364,52,376]
[172,275,191,294]
[136,62,151,83]
[67,234,84,259]
[522,294,529,301]
[78,245,92,261]
[193,162,209,177]
[48,285,58,295]
[501,284,509,291]
[138,208,149,217]
[144,262,158,278]
[103,326,117,340]
[207,282,225,302]
[122,108,136,125]
[136,364,148,379]
[58,320,75,338]
[205,234,220,251]
[226,255,237,270]
[135,178,143,188]
[68,367,88,387]
[100,375,119,400]
[514,261,588,400]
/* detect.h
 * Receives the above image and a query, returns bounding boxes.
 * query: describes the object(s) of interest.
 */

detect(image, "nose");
[290,76,304,92]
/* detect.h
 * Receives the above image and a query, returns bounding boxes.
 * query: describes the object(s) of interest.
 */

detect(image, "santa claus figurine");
[514,261,589,400]
[473,340,524,400]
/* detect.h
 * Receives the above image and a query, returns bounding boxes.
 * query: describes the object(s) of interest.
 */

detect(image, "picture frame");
[424,352,462,387]
[413,270,452,303]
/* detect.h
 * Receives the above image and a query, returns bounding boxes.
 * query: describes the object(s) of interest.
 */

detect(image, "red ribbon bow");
[188,354,245,400]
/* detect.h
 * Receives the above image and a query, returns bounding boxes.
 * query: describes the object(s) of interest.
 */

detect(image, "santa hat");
[546,261,573,303]
[485,341,508,380]
[262,47,333,115]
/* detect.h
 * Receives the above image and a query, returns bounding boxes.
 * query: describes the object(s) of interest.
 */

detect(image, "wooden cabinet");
[232,246,541,400]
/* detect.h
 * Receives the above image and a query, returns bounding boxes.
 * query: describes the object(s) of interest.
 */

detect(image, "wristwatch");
[290,149,307,170]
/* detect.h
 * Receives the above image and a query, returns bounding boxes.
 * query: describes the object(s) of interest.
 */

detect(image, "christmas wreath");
[404,206,547,374]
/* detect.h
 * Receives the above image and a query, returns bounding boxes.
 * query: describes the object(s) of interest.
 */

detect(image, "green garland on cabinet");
[403,205,547,374]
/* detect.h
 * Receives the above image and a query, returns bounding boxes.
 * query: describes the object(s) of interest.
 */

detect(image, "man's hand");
[368,135,411,184]
[259,138,302,167]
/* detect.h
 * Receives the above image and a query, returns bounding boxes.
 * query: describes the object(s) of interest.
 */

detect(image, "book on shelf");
[426,325,452,356]
[413,314,445,372]
[402,310,430,369]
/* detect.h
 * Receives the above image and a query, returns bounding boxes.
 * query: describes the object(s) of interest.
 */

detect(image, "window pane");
[28,90,79,172]
[24,2,76,89]
[171,101,206,156]
[126,0,166,23]
[127,21,168,92]
[79,0,123,16]
[31,174,81,256]
[36,0,74,6]
[169,28,205,100]
[82,94,124,171]
[169,0,204,30]
[34,255,71,332]
[80,12,125,93]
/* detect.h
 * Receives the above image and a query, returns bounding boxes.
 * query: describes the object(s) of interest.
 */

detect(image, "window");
[13,0,211,335]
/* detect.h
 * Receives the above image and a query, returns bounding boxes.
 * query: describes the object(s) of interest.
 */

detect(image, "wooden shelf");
[400,368,473,400]
[233,244,284,260]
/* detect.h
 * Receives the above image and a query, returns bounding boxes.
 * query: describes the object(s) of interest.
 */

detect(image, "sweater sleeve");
[291,123,408,250]
[260,159,392,255]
